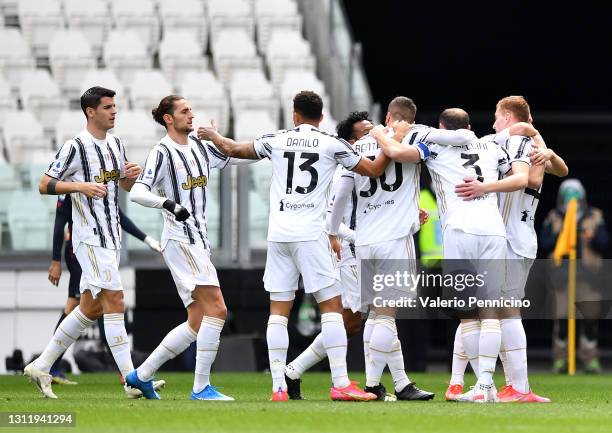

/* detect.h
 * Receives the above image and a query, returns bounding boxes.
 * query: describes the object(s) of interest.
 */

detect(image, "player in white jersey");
[377,108,532,402]
[25,87,144,399]
[451,96,567,403]
[198,91,389,401]
[284,111,372,399]
[329,97,440,401]
[126,95,255,400]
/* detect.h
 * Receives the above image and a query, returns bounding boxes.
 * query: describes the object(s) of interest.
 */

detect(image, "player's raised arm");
[372,124,422,164]
[197,121,259,160]
[529,134,569,177]
[327,173,354,260]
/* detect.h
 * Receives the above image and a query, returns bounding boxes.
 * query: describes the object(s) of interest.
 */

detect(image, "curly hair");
[336,111,371,141]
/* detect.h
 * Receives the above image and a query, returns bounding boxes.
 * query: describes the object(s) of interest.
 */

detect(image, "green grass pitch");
[2,372,612,433]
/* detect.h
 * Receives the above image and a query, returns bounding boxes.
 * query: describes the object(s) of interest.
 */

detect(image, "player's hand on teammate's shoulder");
[529,139,554,166]
[369,124,387,140]
[124,162,142,179]
[197,120,219,141]
[79,182,108,200]
[391,120,412,141]
[48,260,61,286]
[455,176,485,201]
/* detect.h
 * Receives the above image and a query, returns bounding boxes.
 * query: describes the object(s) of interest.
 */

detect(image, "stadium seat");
[103,30,153,85]
[266,29,316,93]
[0,28,36,90]
[319,108,338,135]
[0,77,17,128]
[110,0,160,55]
[179,71,229,136]
[159,0,207,51]
[128,70,174,112]
[207,0,254,44]
[212,29,263,85]
[255,0,301,54]
[158,31,208,85]
[79,68,128,111]
[125,199,162,251]
[229,69,279,125]
[112,110,164,166]
[0,164,22,234]
[49,30,97,97]
[7,190,51,250]
[63,0,111,57]
[1,111,52,164]
[55,110,85,149]
[17,0,65,56]
[280,70,328,129]
[18,70,69,131]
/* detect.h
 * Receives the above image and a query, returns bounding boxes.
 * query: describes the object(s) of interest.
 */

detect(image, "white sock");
[193,316,224,393]
[363,310,376,382]
[267,315,289,392]
[461,321,481,376]
[501,318,528,393]
[366,315,396,387]
[286,333,326,379]
[450,323,468,386]
[498,322,512,386]
[321,312,350,389]
[34,307,94,372]
[104,313,135,378]
[478,319,501,385]
[388,338,411,392]
[138,322,197,381]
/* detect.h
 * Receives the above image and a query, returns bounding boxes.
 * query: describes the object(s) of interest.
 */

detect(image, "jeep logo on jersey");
[94,168,120,183]
[279,199,315,211]
[182,174,208,190]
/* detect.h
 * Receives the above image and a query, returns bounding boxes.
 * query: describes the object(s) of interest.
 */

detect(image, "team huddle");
[24,85,567,403]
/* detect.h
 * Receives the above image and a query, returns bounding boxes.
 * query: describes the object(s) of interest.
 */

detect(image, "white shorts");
[74,243,122,299]
[339,263,361,313]
[356,235,418,311]
[504,243,534,300]
[264,232,340,296]
[443,228,506,260]
[163,240,220,308]
[442,228,506,302]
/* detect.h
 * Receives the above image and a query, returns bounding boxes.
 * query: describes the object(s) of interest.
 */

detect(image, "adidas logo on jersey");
[182,175,208,190]
[94,168,120,183]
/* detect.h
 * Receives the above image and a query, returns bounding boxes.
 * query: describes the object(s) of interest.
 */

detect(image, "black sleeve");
[589,219,610,256]
[52,199,69,261]
[119,207,147,242]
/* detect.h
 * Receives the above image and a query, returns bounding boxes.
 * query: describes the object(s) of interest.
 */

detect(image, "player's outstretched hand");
[419,208,429,225]
[79,182,107,199]
[163,199,190,222]
[124,162,142,179]
[455,177,484,201]
[197,120,219,141]
[144,236,162,253]
[48,260,61,286]
[328,234,342,261]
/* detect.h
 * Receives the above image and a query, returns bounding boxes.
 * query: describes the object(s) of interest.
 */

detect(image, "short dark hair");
[439,108,470,130]
[80,86,116,117]
[388,96,417,123]
[152,95,184,128]
[293,90,323,120]
[336,111,371,140]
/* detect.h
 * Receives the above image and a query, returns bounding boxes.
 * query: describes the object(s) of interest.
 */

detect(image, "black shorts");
[65,242,82,299]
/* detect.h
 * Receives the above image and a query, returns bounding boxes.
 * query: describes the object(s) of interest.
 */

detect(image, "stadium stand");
[158,31,209,84]
[63,0,110,58]
[128,70,174,112]
[229,69,279,127]
[159,0,208,51]
[266,29,316,93]
[212,29,263,85]
[103,30,153,84]
[207,0,254,44]
[180,71,230,135]
[17,0,64,57]
[254,0,301,55]
[54,110,85,149]
[109,0,160,56]
[1,110,51,164]
[49,30,97,98]
[0,76,17,127]
[18,69,68,131]
[0,27,35,90]
[111,109,164,166]
[79,68,128,111]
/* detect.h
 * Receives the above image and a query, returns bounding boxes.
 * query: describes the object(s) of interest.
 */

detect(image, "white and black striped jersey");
[342,132,421,247]
[492,128,539,258]
[253,124,361,242]
[327,166,357,266]
[411,126,511,237]
[136,132,231,250]
[45,129,127,251]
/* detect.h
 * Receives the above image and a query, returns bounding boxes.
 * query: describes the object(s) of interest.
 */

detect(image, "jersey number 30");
[283,151,319,194]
